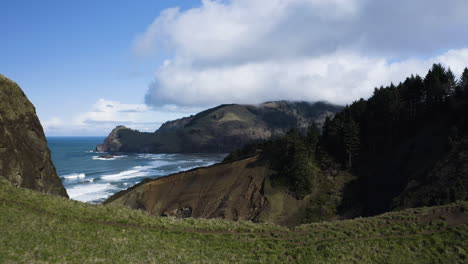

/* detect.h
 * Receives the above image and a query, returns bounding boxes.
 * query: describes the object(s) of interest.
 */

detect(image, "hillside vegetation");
[105,64,468,226]
[321,64,468,216]
[96,101,341,153]
[0,74,67,197]
[0,178,467,263]
[105,154,355,226]
[224,64,468,218]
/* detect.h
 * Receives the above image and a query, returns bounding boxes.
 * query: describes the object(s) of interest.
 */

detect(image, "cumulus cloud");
[42,117,64,131]
[146,49,468,106]
[77,99,152,124]
[136,0,468,106]
[43,99,192,136]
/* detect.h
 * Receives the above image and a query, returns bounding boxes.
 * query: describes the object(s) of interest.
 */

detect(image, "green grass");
[0,177,466,263]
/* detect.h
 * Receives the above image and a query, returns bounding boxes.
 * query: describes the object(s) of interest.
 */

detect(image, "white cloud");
[136,0,468,107]
[76,99,152,124]
[146,49,468,106]
[43,99,194,136]
[135,0,362,64]
[42,117,64,131]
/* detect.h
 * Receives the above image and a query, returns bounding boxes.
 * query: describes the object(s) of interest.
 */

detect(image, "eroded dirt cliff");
[105,156,322,226]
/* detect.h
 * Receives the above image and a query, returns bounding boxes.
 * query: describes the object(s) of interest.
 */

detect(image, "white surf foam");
[92,155,127,161]
[176,162,213,172]
[67,183,115,203]
[62,173,86,180]
[136,153,167,160]
[63,153,225,203]
[132,165,154,170]
[148,160,175,168]
[101,169,150,181]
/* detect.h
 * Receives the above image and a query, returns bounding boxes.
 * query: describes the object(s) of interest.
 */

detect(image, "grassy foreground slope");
[0,178,467,263]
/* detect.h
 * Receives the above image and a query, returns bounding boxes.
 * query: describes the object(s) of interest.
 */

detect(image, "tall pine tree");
[459,68,468,98]
[343,118,360,168]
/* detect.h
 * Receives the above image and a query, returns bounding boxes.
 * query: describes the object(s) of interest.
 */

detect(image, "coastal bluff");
[0,74,68,197]
[96,101,342,153]
[105,156,317,226]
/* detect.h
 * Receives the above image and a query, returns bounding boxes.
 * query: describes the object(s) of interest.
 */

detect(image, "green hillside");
[1,177,466,263]
[96,101,341,153]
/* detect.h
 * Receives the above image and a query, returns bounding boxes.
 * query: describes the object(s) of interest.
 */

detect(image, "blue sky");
[1,0,200,136]
[2,0,468,136]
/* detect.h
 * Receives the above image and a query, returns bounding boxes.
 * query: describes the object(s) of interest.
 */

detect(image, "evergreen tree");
[312,64,468,214]
[459,68,468,98]
[306,123,320,158]
[287,149,317,199]
[446,68,457,97]
[270,129,317,199]
[400,75,425,120]
[321,115,345,162]
[343,118,360,168]
[424,64,448,106]
[365,84,402,151]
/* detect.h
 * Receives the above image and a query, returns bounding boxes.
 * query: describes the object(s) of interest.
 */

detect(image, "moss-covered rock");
[0,74,68,197]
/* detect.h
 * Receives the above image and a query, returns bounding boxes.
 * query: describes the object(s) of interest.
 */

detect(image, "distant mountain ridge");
[105,64,468,226]
[96,101,342,153]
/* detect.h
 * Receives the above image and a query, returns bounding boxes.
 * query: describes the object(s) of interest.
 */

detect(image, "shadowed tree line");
[321,64,468,215]
[225,64,468,219]
[322,64,468,168]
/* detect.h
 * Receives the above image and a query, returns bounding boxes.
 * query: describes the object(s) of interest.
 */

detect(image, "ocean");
[47,137,226,204]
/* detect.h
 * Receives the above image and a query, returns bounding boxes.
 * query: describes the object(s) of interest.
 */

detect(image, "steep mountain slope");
[1,177,467,263]
[0,74,68,197]
[322,65,468,217]
[105,151,354,226]
[106,157,271,222]
[96,101,341,153]
[105,65,468,226]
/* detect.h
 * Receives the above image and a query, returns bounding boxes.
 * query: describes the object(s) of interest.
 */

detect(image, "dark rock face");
[96,101,342,153]
[0,74,68,198]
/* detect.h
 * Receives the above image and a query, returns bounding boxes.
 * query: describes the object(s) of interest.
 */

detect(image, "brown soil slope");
[105,156,315,226]
[0,74,68,197]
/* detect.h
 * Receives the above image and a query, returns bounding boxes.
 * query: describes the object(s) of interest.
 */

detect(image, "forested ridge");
[226,64,468,220]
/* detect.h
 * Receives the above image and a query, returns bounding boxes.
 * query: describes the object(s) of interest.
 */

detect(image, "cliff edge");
[105,154,352,226]
[0,74,68,197]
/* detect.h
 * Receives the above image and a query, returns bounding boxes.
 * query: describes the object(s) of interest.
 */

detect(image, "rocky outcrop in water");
[0,74,68,197]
